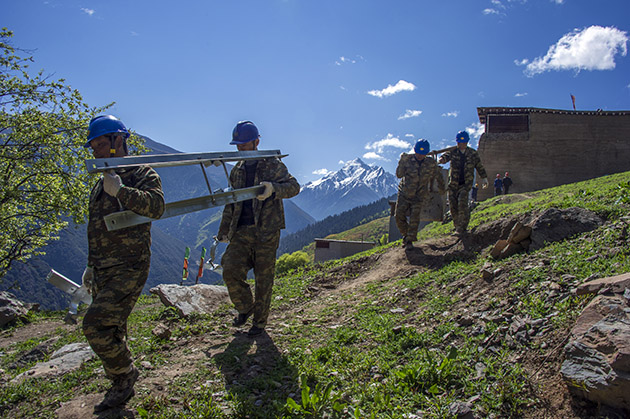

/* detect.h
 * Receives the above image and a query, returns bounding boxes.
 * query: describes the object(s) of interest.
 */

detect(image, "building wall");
[314,240,377,263]
[477,112,630,201]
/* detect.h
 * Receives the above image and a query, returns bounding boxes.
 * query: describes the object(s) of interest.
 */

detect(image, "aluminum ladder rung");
[86,150,286,173]
[104,185,265,231]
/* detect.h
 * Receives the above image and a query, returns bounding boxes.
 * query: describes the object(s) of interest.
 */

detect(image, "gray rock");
[8,337,59,370]
[0,291,29,328]
[11,342,96,383]
[561,294,630,410]
[576,272,630,296]
[150,284,230,317]
[528,207,603,251]
[448,401,474,419]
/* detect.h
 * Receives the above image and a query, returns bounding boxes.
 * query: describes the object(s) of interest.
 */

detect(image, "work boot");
[404,239,414,250]
[94,365,139,412]
[248,325,264,336]
[232,310,252,327]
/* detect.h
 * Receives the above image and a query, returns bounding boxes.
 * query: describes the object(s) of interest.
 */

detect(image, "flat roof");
[477,107,630,125]
[314,238,377,244]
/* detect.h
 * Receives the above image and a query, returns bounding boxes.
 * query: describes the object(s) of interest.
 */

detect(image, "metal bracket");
[85,150,286,173]
[104,185,265,231]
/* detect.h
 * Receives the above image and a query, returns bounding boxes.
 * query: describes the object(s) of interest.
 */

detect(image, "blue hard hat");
[231,121,259,145]
[414,139,430,155]
[85,115,130,147]
[455,130,469,143]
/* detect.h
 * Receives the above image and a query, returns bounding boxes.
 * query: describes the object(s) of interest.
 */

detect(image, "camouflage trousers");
[221,226,280,328]
[395,194,425,241]
[82,259,149,378]
[448,186,471,231]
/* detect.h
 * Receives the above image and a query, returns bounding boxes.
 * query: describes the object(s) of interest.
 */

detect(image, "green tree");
[276,250,310,275]
[0,28,143,279]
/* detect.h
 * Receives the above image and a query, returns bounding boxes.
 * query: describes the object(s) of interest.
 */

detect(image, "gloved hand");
[481,178,489,189]
[103,171,122,197]
[215,234,228,243]
[82,266,97,296]
[438,155,446,164]
[256,181,274,200]
[204,160,223,167]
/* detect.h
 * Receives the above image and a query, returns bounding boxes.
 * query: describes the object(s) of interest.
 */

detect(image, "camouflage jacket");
[218,157,300,242]
[87,165,165,269]
[440,147,487,191]
[396,154,445,201]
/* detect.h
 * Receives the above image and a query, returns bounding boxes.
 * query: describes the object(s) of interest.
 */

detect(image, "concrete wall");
[314,239,377,263]
[477,111,630,201]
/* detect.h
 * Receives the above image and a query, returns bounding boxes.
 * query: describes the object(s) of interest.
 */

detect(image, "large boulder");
[528,207,603,251]
[561,293,630,410]
[0,291,29,327]
[150,284,230,317]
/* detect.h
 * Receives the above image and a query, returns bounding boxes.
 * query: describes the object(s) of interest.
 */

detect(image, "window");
[487,114,529,133]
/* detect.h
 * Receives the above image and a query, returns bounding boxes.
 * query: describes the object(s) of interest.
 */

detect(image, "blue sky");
[3,0,629,184]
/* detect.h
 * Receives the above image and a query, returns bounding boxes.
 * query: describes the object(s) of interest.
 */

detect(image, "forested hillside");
[278,195,395,255]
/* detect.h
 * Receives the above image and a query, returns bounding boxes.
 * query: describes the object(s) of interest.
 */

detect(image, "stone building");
[476,107,630,201]
[313,239,377,263]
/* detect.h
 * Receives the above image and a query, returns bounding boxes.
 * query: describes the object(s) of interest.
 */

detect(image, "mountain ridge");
[292,158,398,220]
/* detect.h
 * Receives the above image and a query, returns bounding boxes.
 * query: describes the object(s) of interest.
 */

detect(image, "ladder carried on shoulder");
[85,150,287,231]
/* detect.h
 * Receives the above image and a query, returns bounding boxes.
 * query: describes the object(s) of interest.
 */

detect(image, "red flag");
[571,94,576,110]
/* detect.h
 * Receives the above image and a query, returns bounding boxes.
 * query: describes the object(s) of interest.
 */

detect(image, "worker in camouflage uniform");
[439,130,488,235]
[217,121,300,337]
[81,115,165,412]
[395,139,445,250]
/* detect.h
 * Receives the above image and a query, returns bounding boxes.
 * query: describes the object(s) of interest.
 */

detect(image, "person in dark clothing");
[471,183,478,202]
[503,172,513,194]
[493,174,503,196]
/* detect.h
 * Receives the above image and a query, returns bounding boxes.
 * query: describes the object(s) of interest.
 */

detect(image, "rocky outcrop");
[490,207,603,260]
[561,274,630,411]
[0,291,32,327]
[150,284,230,317]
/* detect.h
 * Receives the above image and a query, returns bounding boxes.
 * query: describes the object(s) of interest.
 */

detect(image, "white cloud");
[367,80,416,98]
[514,92,528,97]
[363,152,387,161]
[404,133,414,138]
[81,8,95,16]
[442,111,459,118]
[398,109,423,120]
[335,56,356,66]
[365,134,411,153]
[465,122,486,147]
[483,8,500,15]
[312,168,332,176]
[552,0,564,4]
[521,26,628,77]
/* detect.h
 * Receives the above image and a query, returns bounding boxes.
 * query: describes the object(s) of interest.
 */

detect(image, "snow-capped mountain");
[292,158,398,220]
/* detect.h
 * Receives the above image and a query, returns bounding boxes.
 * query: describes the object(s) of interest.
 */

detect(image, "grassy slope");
[1,172,630,418]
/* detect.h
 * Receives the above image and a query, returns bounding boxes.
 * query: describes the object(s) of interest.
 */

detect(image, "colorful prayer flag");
[182,246,190,280]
